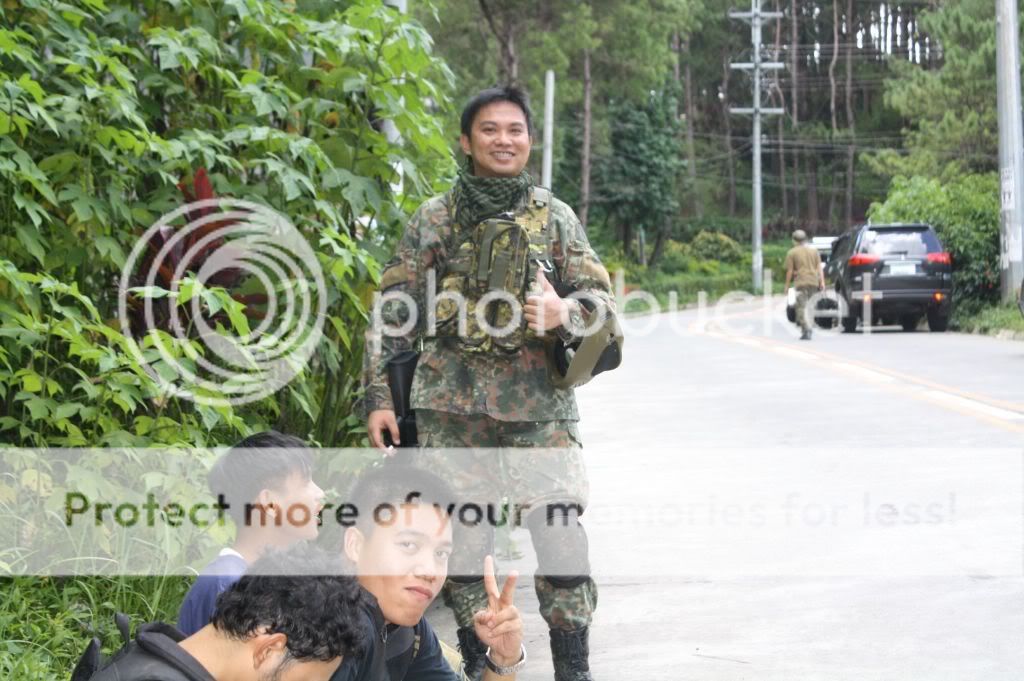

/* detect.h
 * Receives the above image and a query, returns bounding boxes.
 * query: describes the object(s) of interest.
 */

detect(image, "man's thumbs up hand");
[525,268,567,333]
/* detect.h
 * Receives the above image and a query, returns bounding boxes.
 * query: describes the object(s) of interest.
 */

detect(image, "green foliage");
[658,240,693,275]
[0,262,244,448]
[956,302,1024,334]
[868,173,1000,309]
[866,0,999,180]
[689,230,743,264]
[599,88,682,259]
[0,1,457,676]
[678,214,751,243]
[420,0,695,241]
[0,575,192,678]
[0,0,455,447]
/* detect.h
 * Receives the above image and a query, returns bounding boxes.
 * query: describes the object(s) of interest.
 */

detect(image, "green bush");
[658,239,692,275]
[689,230,744,264]
[956,302,1024,334]
[868,174,1000,308]
[0,0,455,449]
[678,215,750,243]
[762,241,789,279]
[0,0,456,676]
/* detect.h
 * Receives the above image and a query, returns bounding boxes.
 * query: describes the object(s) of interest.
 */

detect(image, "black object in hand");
[385,350,419,447]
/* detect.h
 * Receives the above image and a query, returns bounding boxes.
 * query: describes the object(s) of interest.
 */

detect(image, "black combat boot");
[456,626,488,681]
[550,627,594,681]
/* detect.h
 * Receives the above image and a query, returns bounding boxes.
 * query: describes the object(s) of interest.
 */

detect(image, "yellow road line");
[690,310,1024,434]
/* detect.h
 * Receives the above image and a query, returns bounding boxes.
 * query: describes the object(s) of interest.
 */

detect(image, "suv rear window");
[857,228,942,257]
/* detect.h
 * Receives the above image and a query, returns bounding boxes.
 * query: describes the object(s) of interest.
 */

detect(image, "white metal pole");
[543,70,555,189]
[996,0,1024,301]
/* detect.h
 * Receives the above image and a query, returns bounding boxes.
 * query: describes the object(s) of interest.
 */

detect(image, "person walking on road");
[363,85,615,681]
[784,229,825,340]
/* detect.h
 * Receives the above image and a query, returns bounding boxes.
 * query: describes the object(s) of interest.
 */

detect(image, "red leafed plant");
[126,168,267,338]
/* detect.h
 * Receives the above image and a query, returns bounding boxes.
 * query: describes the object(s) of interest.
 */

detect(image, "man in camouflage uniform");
[363,86,614,681]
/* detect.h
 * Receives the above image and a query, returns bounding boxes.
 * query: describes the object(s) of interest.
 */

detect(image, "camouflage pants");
[415,409,596,632]
[795,285,818,332]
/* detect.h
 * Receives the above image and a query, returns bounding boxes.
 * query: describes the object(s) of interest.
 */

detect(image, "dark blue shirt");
[176,551,248,636]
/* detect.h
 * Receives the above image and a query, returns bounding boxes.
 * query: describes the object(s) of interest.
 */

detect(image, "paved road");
[429,297,1024,680]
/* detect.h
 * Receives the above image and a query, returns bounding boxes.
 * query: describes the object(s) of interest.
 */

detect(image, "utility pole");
[542,69,555,189]
[996,0,1024,302]
[730,0,784,293]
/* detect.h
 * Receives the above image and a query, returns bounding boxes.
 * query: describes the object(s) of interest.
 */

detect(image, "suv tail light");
[848,253,880,266]
[926,252,952,265]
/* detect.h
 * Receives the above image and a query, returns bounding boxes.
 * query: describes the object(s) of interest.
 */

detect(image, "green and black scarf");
[451,157,532,228]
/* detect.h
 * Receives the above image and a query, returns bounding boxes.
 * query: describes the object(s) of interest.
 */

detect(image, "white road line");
[923,390,1024,421]
[830,362,896,383]
[730,336,763,348]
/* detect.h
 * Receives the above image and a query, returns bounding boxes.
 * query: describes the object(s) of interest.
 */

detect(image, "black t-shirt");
[330,592,458,681]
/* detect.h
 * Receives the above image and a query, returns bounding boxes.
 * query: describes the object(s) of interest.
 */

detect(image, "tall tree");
[844,0,856,225]
[580,47,593,228]
[789,0,801,219]
[771,1,787,218]
[866,0,999,181]
[478,0,520,83]
[682,38,702,217]
[722,56,738,216]
[599,91,682,262]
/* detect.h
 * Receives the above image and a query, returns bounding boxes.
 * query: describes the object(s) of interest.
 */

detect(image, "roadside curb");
[959,327,1024,341]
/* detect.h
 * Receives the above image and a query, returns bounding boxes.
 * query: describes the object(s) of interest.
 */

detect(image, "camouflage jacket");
[362,190,614,422]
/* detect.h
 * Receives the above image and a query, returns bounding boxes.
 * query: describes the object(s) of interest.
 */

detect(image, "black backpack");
[70,614,210,681]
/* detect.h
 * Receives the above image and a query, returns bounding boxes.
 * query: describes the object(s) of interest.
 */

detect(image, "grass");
[0,575,191,679]
[955,302,1024,335]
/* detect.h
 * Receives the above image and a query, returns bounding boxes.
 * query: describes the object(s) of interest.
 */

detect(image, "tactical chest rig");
[429,186,555,354]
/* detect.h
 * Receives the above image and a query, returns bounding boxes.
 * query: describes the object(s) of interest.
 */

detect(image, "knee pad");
[543,573,591,589]
[526,503,591,585]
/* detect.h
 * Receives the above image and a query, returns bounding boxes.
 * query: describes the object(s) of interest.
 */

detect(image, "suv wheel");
[900,314,919,332]
[927,308,949,332]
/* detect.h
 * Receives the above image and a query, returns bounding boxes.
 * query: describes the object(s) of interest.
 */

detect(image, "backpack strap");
[531,185,551,208]
[70,638,102,681]
[115,612,132,646]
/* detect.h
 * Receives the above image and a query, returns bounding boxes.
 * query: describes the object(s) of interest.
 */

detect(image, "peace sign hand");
[472,556,523,668]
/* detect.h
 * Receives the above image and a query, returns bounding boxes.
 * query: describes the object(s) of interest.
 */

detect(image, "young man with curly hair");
[80,543,365,681]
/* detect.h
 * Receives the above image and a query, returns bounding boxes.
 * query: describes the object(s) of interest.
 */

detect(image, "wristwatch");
[484,645,527,676]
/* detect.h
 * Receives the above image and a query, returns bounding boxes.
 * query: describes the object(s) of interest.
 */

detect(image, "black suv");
[825,223,953,332]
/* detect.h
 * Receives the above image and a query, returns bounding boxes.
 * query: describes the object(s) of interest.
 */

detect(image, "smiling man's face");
[460,100,531,178]
[345,502,454,627]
